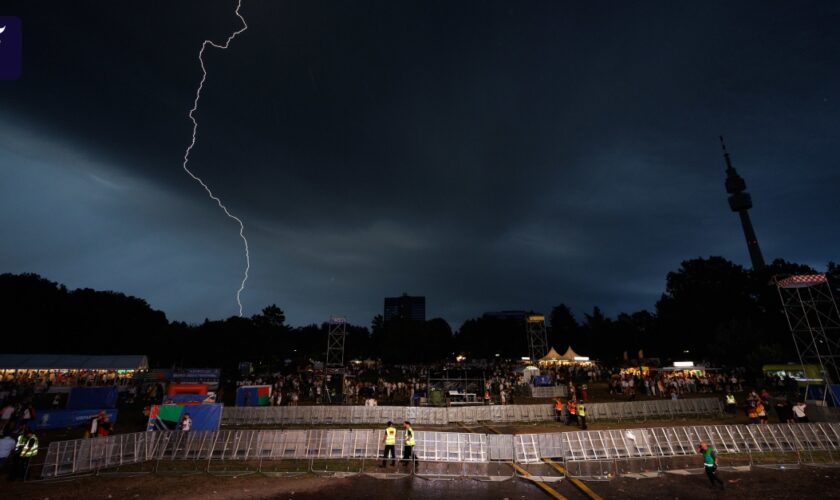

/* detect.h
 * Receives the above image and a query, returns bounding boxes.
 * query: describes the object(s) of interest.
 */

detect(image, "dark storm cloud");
[2,1,839,325]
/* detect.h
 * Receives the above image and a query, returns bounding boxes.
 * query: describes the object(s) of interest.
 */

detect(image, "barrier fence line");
[38,422,840,479]
[219,398,722,427]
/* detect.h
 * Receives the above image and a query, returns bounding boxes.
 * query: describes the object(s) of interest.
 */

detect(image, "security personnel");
[554,398,563,422]
[725,393,737,415]
[381,421,397,467]
[577,401,587,430]
[402,420,418,470]
[13,429,39,480]
[567,399,577,425]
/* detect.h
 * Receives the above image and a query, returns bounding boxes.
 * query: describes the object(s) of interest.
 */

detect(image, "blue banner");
[807,384,840,407]
[34,409,119,430]
[67,387,119,409]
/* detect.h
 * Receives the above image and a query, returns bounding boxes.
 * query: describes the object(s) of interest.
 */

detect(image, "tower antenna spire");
[720,135,734,171]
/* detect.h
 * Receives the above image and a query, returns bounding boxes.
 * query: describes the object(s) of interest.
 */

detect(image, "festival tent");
[522,365,540,383]
[537,346,592,366]
[559,347,584,361]
[0,354,148,371]
[0,354,149,387]
[538,348,563,364]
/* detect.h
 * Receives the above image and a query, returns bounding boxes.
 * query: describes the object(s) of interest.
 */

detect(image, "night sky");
[1,1,838,326]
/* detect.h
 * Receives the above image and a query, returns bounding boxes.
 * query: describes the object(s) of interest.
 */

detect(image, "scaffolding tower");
[326,316,347,370]
[526,314,549,363]
[325,316,347,403]
[776,274,840,405]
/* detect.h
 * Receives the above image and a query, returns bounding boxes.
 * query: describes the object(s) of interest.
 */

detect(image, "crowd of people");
[606,368,747,399]
[0,370,134,393]
[234,360,552,407]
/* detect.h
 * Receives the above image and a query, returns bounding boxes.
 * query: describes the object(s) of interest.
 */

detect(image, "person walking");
[577,401,587,430]
[0,403,13,434]
[381,421,397,467]
[402,421,418,471]
[88,412,101,438]
[0,432,15,469]
[180,412,193,432]
[792,401,808,423]
[698,441,724,490]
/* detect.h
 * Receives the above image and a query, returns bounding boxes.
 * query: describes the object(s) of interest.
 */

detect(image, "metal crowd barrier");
[220,398,721,427]
[584,397,723,422]
[220,404,557,426]
[40,429,489,479]
[38,422,840,480]
[529,386,569,398]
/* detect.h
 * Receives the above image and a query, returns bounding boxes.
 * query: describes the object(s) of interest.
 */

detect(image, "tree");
[423,318,454,362]
[549,304,579,351]
[579,306,613,359]
[612,310,657,361]
[253,304,286,330]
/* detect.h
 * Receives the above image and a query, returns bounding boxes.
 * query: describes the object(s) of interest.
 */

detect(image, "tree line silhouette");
[1,256,837,371]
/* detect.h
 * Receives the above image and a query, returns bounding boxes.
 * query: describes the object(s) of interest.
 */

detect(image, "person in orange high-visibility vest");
[568,399,577,426]
[554,398,563,422]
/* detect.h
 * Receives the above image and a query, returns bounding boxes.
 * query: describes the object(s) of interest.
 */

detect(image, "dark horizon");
[1,1,839,327]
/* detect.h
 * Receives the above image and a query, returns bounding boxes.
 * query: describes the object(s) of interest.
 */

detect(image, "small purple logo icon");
[0,16,22,80]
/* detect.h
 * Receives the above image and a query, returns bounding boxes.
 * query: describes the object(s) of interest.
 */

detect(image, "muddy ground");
[5,465,839,499]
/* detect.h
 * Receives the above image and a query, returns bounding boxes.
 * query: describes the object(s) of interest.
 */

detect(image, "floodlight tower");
[721,136,766,270]
[526,314,549,362]
[776,274,840,405]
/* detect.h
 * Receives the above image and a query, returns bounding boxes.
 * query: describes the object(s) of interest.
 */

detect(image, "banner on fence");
[147,403,222,431]
[34,408,119,430]
[235,385,272,406]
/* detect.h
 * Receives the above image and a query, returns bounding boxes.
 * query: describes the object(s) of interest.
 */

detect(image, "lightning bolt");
[182,0,250,316]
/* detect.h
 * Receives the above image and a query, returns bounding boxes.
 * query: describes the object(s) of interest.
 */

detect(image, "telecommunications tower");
[721,137,766,271]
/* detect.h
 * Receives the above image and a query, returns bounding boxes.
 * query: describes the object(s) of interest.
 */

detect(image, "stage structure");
[526,314,549,363]
[776,274,840,405]
[426,369,487,407]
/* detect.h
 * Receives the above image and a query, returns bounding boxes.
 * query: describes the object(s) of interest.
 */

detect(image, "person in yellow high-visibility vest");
[12,429,38,480]
[402,421,418,470]
[577,401,587,430]
[381,421,397,467]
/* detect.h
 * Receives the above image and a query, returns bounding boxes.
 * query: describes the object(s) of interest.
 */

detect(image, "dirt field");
[7,465,840,499]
